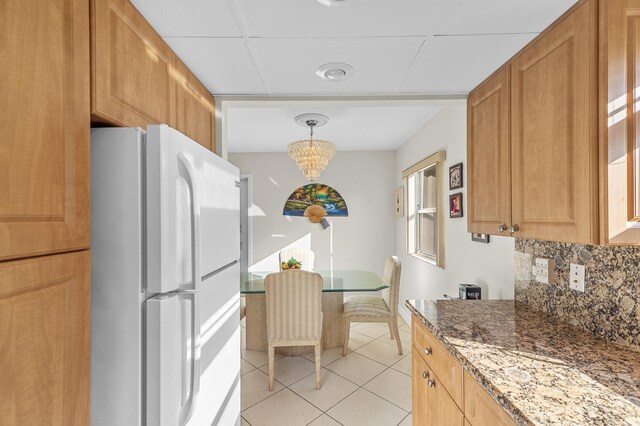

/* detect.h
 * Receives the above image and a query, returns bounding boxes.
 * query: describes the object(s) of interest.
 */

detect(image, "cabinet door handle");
[427,379,435,388]
[510,224,519,234]
[497,224,507,233]
[422,371,429,379]
[424,347,432,356]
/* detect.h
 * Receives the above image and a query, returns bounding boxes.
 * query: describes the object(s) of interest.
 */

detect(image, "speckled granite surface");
[514,239,640,351]
[406,299,640,426]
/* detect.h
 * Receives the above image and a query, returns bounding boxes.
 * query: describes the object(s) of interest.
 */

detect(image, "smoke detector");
[316,62,354,82]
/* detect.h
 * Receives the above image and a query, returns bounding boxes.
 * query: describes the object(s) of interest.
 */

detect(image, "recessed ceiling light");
[316,0,348,7]
[316,62,354,82]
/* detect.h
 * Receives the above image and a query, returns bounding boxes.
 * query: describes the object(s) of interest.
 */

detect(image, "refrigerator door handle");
[177,153,201,292]
[177,292,200,426]
[176,153,201,425]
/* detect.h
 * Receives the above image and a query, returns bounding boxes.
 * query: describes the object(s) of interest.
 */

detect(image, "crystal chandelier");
[288,114,336,181]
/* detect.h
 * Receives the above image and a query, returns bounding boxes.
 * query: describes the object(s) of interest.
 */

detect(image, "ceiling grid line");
[396,38,429,92]
[225,0,270,94]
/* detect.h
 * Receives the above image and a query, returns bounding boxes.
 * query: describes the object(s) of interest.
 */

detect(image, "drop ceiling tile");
[436,0,578,35]
[233,0,451,37]
[226,106,442,153]
[401,34,537,94]
[130,0,242,37]
[164,38,266,95]
[251,38,425,95]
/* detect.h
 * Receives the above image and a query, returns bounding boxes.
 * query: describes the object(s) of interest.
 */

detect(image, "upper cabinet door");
[467,67,512,236]
[600,0,640,245]
[0,251,90,425]
[511,0,598,244]
[91,0,173,127]
[0,0,90,261]
[171,58,216,152]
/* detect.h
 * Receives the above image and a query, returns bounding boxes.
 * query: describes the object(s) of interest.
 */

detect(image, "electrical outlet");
[569,263,586,292]
[533,258,555,285]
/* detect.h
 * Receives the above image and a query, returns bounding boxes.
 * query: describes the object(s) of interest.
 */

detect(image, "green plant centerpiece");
[281,257,302,270]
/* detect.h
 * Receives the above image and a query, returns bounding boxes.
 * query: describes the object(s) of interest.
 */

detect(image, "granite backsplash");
[514,238,640,351]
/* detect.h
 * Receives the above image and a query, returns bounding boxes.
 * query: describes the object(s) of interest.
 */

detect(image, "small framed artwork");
[449,162,463,190]
[395,186,404,217]
[449,192,463,218]
[471,233,490,243]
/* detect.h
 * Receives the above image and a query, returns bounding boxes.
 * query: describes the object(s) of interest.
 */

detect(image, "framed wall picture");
[449,162,463,190]
[471,233,490,243]
[395,186,404,217]
[449,192,463,218]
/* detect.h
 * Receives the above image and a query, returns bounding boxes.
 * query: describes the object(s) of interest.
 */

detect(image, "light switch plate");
[533,258,555,285]
[569,263,586,292]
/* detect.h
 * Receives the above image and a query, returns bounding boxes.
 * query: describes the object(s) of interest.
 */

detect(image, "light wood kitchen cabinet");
[468,0,604,245]
[464,371,517,426]
[171,58,216,151]
[511,0,598,244]
[91,0,218,152]
[0,0,90,261]
[599,0,640,244]
[0,251,91,425]
[91,0,173,128]
[467,67,512,236]
[412,317,463,408]
[412,347,464,426]
[411,317,516,426]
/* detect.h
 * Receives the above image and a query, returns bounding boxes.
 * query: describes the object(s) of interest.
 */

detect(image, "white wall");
[395,106,515,320]
[228,151,396,276]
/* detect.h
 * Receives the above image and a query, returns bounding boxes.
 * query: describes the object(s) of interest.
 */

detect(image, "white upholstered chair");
[279,248,315,271]
[265,270,323,390]
[342,256,402,356]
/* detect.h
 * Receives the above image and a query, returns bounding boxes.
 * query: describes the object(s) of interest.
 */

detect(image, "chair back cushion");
[265,270,323,340]
[279,248,315,271]
[381,256,402,315]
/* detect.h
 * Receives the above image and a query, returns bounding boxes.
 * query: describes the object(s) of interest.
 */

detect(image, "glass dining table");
[241,270,388,353]
[241,270,389,293]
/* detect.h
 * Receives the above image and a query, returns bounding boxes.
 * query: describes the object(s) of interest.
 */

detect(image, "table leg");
[321,292,345,349]
[245,293,267,352]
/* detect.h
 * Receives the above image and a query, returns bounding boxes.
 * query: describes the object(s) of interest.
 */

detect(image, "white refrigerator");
[90,125,241,426]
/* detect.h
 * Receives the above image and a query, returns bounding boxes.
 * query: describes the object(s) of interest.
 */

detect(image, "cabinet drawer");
[464,371,516,426]
[412,317,463,408]
[413,346,464,426]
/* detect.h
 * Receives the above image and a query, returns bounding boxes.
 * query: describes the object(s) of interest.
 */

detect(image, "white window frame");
[403,151,446,267]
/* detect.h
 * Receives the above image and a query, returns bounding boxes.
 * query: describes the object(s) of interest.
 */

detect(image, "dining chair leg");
[342,319,350,356]
[388,321,395,339]
[392,318,403,355]
[268,344,275,391]
[314,342,321,389]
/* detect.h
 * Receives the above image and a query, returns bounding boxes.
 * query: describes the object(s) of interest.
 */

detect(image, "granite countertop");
[406,299,640,426]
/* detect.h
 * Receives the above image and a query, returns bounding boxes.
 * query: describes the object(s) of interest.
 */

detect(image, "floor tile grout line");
[243,358,397,416]
[241,317,410,424]
[358,381,411,417]
[291,379,360,421]
[240,386,286,413]
[350,343,405,369]
[357,366,413,414]
[285,362,405,424]
[396,412,411,426]
[240,372,288,412]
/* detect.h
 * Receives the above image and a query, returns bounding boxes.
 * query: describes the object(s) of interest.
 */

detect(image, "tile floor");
[240,317,413,426]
